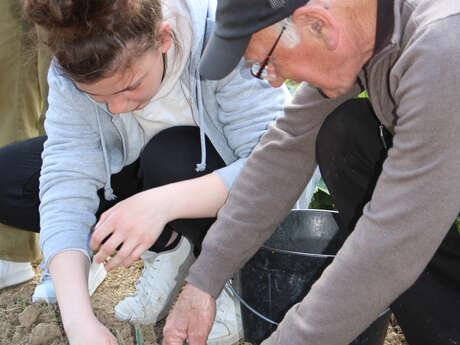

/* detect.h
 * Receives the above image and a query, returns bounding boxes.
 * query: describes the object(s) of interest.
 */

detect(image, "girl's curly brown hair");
[24,0,164,83]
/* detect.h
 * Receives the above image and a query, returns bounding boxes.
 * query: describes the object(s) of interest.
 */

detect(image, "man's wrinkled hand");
[163,283,216,345]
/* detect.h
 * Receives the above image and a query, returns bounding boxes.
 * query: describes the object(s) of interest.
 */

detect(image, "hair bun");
[24,0,128,33]
[23,0,163,83]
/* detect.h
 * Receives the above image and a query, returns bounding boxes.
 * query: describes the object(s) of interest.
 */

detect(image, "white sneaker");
[32,260,107,303]
[0,260,35,289]
[115,236,195,324]
[207,287,241,345]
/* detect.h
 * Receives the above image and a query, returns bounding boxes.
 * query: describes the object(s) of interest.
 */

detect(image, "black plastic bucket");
[235,209,390,345]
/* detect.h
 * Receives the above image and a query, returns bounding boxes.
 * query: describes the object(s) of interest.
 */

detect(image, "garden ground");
[0,262,408,345]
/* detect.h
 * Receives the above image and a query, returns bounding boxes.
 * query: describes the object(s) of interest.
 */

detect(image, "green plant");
[308,179,335,210]
[456,216,460,236]
[358,90,368,98]
[134,325,144,345]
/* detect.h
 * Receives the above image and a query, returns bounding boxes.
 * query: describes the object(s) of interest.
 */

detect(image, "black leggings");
[0,126,225,256]
[316,99,460,345]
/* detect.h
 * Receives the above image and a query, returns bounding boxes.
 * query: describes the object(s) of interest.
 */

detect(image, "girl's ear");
[292,4,339,51]
[157,22,173,53]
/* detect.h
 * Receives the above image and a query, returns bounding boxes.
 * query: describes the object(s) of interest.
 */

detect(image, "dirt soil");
[0,262,408,345]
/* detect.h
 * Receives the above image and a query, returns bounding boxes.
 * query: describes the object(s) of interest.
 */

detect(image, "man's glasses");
[250,24,287,80]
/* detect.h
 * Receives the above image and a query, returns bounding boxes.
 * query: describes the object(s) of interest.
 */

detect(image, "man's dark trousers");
[316,98,460,345]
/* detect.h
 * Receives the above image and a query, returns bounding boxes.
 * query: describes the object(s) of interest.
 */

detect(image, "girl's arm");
[90,172,228,270]
[49,251,92,326]
[163,172,229,219]
[49,251,117,345]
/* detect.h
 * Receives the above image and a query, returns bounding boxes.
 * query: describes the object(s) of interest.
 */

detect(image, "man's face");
[244,22,361,99]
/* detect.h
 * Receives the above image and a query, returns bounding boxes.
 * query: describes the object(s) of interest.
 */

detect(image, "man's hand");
[163,284,216,345]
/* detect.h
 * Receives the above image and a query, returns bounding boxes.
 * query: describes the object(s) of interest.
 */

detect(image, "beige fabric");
[0,0,51,262]
[133,0,195,143]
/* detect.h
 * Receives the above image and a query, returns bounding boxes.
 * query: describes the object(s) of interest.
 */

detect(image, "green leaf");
[456,216,460,236]
[316,178,328,193]
[135,325,144,345]
[308,188,335,210]
[358,91,368,98]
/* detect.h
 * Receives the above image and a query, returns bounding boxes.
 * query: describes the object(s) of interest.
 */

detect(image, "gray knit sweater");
[187,0,460,344]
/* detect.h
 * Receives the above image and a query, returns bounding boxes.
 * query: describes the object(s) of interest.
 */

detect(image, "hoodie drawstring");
[95,108,117,201]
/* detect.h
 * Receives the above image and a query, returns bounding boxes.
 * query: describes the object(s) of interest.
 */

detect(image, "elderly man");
[163,0,460,345]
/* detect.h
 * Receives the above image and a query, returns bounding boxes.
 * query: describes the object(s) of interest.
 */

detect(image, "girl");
[0,0,285,344]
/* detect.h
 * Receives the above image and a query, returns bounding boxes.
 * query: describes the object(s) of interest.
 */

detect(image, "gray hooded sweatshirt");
[39,0,285,268]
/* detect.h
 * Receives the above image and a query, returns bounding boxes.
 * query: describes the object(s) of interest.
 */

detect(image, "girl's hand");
[90,188,171,271]
[65,315,117,345]
[91,173,229,271]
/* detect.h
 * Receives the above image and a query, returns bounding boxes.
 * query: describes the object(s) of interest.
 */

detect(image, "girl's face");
[76,23,172,114]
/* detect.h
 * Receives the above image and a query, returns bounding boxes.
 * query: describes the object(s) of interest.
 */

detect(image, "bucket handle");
[226,281,390,327]
[226,281,279,326]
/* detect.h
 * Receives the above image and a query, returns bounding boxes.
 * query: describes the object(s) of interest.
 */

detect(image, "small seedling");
[135,325,144,345]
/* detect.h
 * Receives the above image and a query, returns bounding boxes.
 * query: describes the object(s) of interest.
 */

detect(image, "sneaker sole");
[0,268,34,289]
[32,292,57,304]
[207,331,240,345]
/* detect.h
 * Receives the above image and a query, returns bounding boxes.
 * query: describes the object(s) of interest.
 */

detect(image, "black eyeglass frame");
[250,23,287,80]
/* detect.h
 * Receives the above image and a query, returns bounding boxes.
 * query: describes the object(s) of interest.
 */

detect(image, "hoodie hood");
[92,0,216,200]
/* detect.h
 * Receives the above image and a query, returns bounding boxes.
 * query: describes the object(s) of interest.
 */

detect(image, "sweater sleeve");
[188,17,460,345]
[186,82,359,296]
[213,61,286,188]
[39,65,107,268]
[261,17,460,345]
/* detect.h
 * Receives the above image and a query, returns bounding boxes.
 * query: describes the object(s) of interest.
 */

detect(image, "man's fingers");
[162,318,188,345]
[164,314,209,345]
[162,331,188,345]
[162,284,216,345]
[187,331,209,345]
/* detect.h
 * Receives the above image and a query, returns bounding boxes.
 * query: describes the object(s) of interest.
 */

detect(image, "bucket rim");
[228,281,391,327]
[263,208,341,257]
[290,208,339,214]
[261,245,337,258]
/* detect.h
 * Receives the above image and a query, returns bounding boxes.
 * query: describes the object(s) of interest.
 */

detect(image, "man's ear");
[157,22,173,53]
[292,4,339,51]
